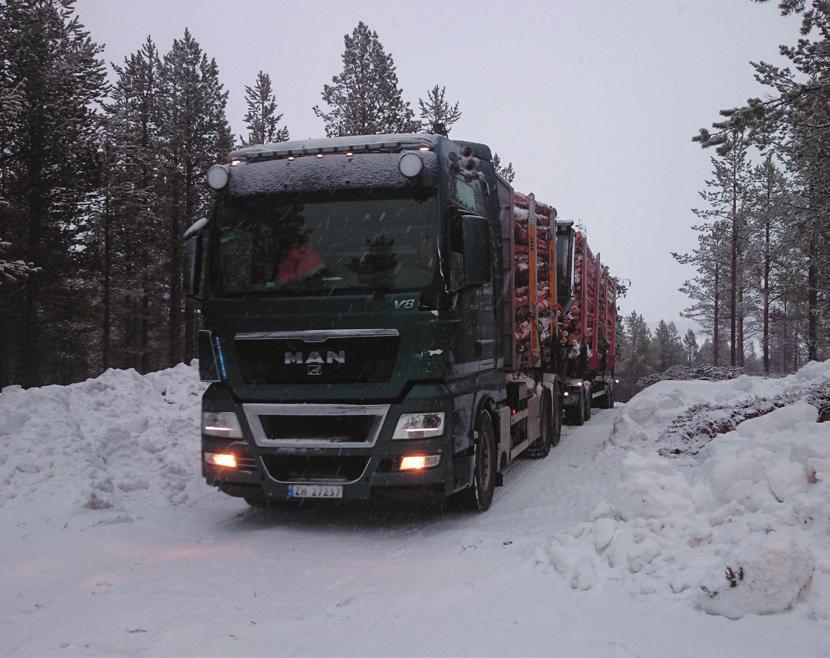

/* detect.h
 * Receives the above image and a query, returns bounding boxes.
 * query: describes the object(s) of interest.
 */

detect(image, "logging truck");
[184,133,617,511]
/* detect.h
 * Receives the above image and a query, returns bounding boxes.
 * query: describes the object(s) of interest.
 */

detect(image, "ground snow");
[1,361,829,656]
[549,362,830,622]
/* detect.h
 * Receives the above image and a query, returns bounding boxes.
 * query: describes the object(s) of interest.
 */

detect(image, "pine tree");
[694,1,829,363]
[0,0,107,386]
[493,153,516,183]
[682,328,699,366]
[157,29,231,366]
[101,37,167,372]
[314,22,418,137]
[418,84,462,135]
[240,71,288,146]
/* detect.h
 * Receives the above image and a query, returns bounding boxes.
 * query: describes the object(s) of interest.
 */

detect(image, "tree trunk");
[713,263,720,367]
[102,186,111,370]
[167,181,182,367]
[730,172,738,367]
[807,234,818,362]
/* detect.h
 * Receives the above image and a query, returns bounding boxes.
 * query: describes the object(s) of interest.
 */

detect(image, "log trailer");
[184,133,617,511]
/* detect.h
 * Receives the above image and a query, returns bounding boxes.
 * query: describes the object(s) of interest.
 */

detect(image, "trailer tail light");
[205,452,237,469]
[400,454,441,471]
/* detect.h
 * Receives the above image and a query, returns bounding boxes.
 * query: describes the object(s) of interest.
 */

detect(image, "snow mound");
[0,363,205,524]
[549,362,830,620]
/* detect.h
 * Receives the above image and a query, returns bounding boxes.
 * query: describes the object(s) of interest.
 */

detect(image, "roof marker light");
[398,152,424,178]
[206,164,229,190]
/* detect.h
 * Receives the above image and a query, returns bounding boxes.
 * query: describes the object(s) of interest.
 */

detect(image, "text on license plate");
[287,484,343,499]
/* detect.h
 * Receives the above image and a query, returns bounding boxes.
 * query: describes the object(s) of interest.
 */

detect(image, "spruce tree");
[682,329,699,366]
[418,84,462,134]
[314,22,418,136]
[240,71,288,146]
[0,0,106,386]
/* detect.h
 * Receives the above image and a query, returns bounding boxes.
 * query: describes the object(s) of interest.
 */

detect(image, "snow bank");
[548,361,830,621]
[0,363,205,524]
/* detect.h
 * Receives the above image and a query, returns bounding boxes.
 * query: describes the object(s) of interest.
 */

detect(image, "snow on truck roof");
[228,134,492,162]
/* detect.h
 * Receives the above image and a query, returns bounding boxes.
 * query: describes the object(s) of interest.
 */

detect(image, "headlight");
[202,411,243,438]
[393,412,445,439]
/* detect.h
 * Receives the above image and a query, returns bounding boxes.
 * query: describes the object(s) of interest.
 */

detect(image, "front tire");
[456,411,496,512]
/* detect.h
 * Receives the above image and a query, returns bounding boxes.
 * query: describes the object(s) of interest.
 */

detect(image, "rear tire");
[601,383,614,409]
[456,411,496,512]
[525,393,552,459]
[584,386,592,421]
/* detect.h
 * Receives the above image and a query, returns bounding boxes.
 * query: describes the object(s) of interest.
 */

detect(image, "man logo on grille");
[285,350,346,376]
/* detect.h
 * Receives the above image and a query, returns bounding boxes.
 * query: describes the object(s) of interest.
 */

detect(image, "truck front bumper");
[201,385,464,503]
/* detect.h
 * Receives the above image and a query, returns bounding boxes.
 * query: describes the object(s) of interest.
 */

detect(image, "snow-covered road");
[1,364,828,657]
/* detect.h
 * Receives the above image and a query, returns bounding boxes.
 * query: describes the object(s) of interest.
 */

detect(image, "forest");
[0,0,827,392]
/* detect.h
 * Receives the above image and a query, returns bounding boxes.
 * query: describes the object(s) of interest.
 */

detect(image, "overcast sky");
[76,0,801,333]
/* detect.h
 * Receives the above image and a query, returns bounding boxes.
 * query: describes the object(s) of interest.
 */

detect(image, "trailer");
[184,133,617,512]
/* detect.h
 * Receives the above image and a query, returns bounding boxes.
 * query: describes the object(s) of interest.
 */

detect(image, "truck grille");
[234,330,399,385]
[243,403,389,448]
[262,455,370,483]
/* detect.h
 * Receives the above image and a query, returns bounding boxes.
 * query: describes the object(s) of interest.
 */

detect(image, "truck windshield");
[211,189,438,295]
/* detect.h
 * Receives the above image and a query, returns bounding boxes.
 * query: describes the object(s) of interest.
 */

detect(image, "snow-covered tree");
[240,70,288,146]
[314,22,418,137]
[418,84,462,135]
[0,0,107,386]
[99,37,167,372]
[0,240,37,286]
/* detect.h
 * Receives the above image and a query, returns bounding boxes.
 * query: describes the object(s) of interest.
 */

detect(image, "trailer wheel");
[601,383,614,410]
[525,393,552,459]
[584,385,592,421]
[456,411,496,512]
[567,391,585,426]
[551,389,562,447]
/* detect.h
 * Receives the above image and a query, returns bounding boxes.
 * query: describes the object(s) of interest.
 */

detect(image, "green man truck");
[184,133,617,512]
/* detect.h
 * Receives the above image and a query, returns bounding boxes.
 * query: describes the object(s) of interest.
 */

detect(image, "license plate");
[287,484,343,499]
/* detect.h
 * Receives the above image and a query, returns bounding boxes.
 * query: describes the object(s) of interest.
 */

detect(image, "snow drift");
[547,361,830,620]
[0,363,205,523]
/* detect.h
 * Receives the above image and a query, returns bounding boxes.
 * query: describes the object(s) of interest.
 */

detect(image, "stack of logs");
[512,192,556,369]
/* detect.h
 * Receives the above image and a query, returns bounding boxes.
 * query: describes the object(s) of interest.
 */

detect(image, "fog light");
[205,452,237,468]
[400,454,440,471]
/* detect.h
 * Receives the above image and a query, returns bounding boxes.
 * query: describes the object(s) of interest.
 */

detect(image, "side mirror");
[461,215,490,286]
[183,217,208,299]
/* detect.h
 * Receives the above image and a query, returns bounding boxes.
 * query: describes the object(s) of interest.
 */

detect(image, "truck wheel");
[568,392,585,426]
[457,411,496,512]
[551,389,562,446]
[525,393,552,459]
